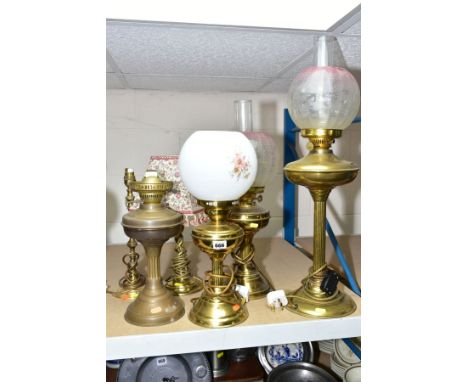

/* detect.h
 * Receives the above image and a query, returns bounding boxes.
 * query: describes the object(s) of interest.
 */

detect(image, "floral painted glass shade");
[179,131,257,201]
[146,155,209,227]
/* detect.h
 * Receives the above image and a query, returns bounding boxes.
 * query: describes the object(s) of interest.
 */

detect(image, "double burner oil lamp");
[121,170,185,326]
[284,35,361,318]
[229,100,277,299]
[179,131,257,328]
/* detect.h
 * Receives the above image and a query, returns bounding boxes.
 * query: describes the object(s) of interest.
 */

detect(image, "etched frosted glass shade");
[234,100,277,188]
[179,131,257,201]
[243,132,277,187]
[287,35,360,131]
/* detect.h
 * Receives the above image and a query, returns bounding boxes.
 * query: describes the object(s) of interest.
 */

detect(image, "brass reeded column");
[122,171,185,326]
[284,129,358,318]
[229,186,273,299]
[189,200,248,328]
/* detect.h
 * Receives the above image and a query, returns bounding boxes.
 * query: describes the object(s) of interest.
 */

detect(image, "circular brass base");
[165,275,204,296]
[234,264,272,299]
[286,286,356,319]
[119,274,146,290]
[189,292,248,328]
[125,283,185,327]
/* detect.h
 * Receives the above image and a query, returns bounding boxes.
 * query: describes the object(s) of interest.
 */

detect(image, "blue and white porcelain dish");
[257,342,314,374]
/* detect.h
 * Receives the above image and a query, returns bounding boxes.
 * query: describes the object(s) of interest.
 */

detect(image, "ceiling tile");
[279,35,361,78]
[107,73,125,89]
[107,21,317,78]
[343,20,360,35]
[125,74,268,92]
[259,78,292,93]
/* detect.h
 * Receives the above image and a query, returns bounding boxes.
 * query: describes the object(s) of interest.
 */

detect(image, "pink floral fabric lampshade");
[146,155,209,227]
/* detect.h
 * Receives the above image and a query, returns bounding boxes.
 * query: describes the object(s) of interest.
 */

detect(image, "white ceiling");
[106,5,360,92]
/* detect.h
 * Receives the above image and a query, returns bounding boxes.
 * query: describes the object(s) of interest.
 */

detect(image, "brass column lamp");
[122,170,185,326]
[179,130,258,328]
[229,186,271,299]
[284,35,361,318]
[190,200,247,327]
[229,100,278,299]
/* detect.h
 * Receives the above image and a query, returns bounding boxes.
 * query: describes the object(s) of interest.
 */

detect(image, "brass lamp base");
[287,285,356,319]
[189,292,248,328]
[166,276,203,296]
[232,261,271,299]
[125,281,185,326]
[165,233,203,296]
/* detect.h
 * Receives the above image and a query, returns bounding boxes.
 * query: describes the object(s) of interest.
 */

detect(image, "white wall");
[106,89,361,244]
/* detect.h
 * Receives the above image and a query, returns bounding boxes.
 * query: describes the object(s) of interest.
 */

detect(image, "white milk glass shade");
[243,132,277,187]
[179,131,257,201]
[287,35,360,131]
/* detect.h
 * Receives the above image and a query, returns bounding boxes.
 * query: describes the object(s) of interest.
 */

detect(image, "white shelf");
[106,237,361,360]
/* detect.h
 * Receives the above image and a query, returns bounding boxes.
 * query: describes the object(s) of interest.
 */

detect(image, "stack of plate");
[330,339,360,380]
[343,365,361,382]
[318,340,334,354]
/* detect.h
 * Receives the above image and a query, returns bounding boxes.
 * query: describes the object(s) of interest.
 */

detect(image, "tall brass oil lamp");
[121,170,185,326]
[284,35,361,318]
[178,130,258,328]
[229,100,277,299]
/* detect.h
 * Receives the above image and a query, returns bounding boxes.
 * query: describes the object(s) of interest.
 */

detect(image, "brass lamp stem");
[145,245,161,280]
[311,189,331,274]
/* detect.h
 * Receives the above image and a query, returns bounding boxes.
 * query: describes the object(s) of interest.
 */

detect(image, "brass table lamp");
[147,155,207,296]
[229,100,277,299]
[284,35,361,318]
[179,130,258,328]
[121,170,185,326]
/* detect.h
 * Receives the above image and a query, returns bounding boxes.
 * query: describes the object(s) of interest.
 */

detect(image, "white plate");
[334,339,360,365]
[344,365,361,382]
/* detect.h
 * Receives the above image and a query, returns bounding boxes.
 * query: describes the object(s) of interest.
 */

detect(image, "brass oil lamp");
[229,100,277,299]
[229,187,271,299]
[121,170,185,326]
[284,35,361,318]
[189,200,247,327]
[178,130,258,328]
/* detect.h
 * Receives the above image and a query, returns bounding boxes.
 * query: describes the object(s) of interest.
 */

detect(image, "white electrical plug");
[235,284,250,303]
[266,290,288,311]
